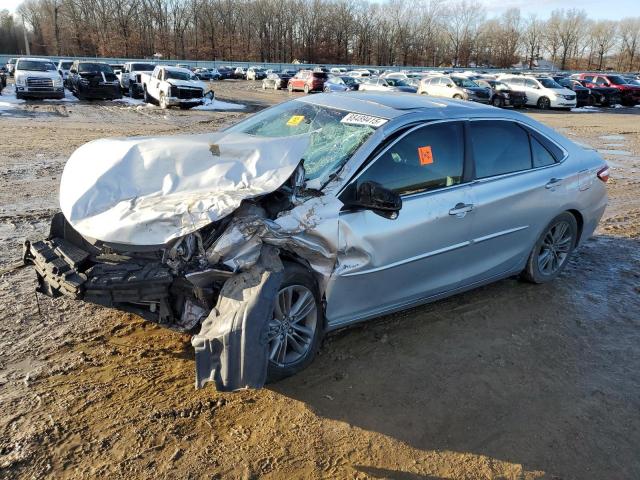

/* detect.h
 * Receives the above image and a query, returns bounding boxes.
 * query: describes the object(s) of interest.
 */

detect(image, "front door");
[325,121,474,327]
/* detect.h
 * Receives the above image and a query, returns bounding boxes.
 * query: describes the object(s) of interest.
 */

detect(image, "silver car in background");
[23,93,608,390]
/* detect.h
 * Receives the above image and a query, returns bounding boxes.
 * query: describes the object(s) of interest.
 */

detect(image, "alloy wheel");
[537,221,573,275]
[267,285,317,367]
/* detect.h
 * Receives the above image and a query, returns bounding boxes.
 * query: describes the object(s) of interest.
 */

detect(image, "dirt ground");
[0,80,639,480]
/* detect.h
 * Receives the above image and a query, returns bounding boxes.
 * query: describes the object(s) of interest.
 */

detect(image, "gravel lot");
[1,79,639,480]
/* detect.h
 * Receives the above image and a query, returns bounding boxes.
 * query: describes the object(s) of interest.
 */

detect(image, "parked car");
[323,75,359,92]
[347,69,371,78]
[6,58,17,76]
[14,58,65,100]
[287,70,328,93]
[194,68,218,81]
[499,75,576,110]
[119,62,156,98]
[330,67,348,75]
[110,64,124,76]
[573,80,621,107]
[175,64,193,71]
[418,75,491,103]
[234,67,247,79]
[262,71,294,90]
[140,65,206,109]
[0,68,6,92]
[67,61,122,100]
[573,73,640,106]
[475,79,527,108]
[358,76,417,93]
[56,60,74,87]
[247,67,267,81]
[23,93,608,391]
[552,77,592,106]
[217,66,234,79]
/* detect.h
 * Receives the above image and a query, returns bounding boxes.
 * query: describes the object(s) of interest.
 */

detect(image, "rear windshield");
[79,63,113,73]
[17,60,56,71]
[227,101,380,184]
[131,63,155,71]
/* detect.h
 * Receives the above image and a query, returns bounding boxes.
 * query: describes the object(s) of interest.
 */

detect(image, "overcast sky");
[2,0,638,20]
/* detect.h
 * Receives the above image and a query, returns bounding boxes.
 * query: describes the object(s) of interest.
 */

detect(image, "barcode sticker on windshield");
[287,115,305,126]
[340,113,388,127]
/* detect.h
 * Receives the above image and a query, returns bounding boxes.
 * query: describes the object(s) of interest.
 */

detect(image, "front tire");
[537,96,551,110]
[521,212,578,284]
[303,84,310,94]
[266,262,324,383]
[159,92,168,109]
[491,96,504,108]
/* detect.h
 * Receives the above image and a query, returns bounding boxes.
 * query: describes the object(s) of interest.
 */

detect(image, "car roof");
[297,92,497,119]
[17,57,53,63]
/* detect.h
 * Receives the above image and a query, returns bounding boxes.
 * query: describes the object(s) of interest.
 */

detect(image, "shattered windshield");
[17,61,56,72]
[227,102,380,183]
[166,70,193,80]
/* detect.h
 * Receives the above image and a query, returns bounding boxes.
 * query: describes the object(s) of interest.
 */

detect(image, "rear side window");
[531,136,556,167]
[583,75,594,82]
[470,121,531,178]
[358,122,464,195]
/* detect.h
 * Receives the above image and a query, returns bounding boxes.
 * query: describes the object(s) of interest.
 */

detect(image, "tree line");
[1,0,639,72]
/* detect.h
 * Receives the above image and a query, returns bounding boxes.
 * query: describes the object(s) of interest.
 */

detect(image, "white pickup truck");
[140,66,207,109]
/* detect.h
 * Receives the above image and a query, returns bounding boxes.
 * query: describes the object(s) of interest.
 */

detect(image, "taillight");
[597,166,609,183]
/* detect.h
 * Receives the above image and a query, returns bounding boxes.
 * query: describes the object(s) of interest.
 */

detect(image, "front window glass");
[227,102,379,183]
[358,122,464,196]
[385,78,409,87]
[60,62,73,69]
[131,63,155,71]
[166,70,193,80]
[537,78,562,88]
[78,63,113,73]
[470,121,532,178]
[17,60,56,71]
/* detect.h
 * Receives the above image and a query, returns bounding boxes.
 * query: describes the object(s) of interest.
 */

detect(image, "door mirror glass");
[351,181,402,218]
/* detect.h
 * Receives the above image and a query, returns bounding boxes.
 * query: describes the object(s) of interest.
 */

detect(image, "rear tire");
[521,212,578,284]
[288,82,293,93]
[453,94,463,99]
[266,262,324,383]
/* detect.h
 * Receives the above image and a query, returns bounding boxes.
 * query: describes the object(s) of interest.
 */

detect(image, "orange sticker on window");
[287,115,305,126]
[418,146,433,165]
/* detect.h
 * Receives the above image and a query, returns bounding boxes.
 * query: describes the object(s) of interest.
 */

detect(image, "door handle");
[545,178,563,189]
[449,203,474,216]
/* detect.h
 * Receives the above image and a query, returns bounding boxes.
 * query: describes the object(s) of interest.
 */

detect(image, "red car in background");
[574,73,640,106]
[287,70,328,93]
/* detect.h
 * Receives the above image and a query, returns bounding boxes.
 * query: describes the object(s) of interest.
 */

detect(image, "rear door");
[325,121,474,326]
[462,119,568,285]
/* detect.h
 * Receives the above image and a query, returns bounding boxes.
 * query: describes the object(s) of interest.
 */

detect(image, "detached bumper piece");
[23,238,89,298]
[24,237,173,323]
[192,246,283,391]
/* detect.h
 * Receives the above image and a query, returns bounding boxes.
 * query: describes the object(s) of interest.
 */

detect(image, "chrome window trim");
[466,117,569,183]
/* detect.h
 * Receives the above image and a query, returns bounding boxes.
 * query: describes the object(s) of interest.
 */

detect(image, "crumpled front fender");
[191,246,283,391]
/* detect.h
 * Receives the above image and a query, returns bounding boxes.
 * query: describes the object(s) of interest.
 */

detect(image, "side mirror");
[346,181,402,218]
[447,83,453,88]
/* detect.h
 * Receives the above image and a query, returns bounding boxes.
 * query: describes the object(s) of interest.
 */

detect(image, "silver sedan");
[24,92,608,390]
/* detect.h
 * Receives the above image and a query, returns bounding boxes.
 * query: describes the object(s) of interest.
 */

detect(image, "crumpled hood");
[59,132,310,246]
[167,78,207,90]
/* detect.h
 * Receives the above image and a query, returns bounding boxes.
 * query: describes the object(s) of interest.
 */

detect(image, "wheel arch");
[566,208,584,244]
